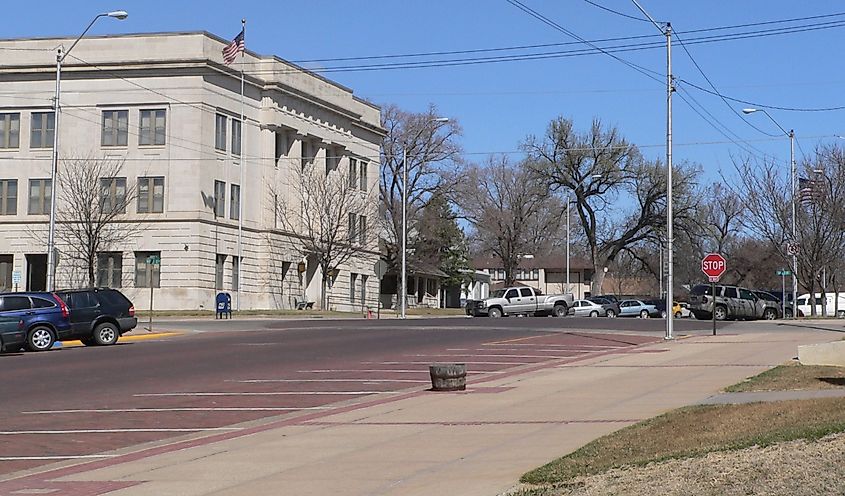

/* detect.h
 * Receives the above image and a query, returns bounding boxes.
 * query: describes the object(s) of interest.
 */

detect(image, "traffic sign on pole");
[701,253,727,282]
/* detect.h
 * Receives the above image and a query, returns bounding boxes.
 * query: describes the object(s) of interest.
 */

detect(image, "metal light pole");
[46,10,128,292]
[400,117,449,319]
[742,108,797,319]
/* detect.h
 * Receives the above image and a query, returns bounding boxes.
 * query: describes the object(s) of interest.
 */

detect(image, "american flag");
[222,29,245,65]
[798,177,823,205]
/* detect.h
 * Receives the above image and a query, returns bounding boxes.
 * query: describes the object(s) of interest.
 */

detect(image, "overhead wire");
[581,0,652,23]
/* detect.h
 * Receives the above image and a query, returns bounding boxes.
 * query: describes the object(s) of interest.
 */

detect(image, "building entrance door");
[26,254,47,291]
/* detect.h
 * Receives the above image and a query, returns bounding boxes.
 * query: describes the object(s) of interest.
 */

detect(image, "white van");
[795,293,845,318]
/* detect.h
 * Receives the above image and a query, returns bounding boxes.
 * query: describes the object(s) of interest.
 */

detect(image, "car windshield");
[589,298,608,304]
[690,285,712,296]
[490,290,505,298]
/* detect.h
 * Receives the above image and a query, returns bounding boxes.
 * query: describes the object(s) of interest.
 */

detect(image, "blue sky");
[6,1,845,181]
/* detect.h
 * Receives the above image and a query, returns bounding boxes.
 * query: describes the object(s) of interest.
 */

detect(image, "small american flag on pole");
[222,29,244,65]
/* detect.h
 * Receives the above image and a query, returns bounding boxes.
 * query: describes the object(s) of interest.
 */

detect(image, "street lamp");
[742,108,797,319]
[566,174,602,296]
[46,10,128,292]
[400,117,449,319]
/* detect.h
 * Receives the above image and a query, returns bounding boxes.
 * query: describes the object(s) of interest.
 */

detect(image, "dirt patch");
[725,362,845,392]
[507,432,845,496]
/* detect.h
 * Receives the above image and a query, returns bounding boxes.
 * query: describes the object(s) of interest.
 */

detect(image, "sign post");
[373,260,388,320]
[701,253,727,336]
[12,270,21,292]
[146,255,161,332]
[776,269,792,316]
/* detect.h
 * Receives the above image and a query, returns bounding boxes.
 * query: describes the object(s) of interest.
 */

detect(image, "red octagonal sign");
[701,253,727,282]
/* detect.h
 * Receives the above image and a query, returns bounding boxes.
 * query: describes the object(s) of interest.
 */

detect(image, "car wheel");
[80,337,96,346]
[606,309,617,318]
[837,310,845,319]
[554,305,568,317]
[674,312,682,319]
[26,326,55,352]
[93,323,120,346]
[660,310,667,319]
[640,310,649,319]
[488,307,503,319]
[589,310,599,318]
[763,308,777,320]
[714,305,728,321]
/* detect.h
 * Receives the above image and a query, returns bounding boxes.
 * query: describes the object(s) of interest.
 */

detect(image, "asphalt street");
[0,316,727,478]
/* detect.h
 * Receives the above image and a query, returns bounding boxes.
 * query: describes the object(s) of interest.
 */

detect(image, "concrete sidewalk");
[4,326,836,496]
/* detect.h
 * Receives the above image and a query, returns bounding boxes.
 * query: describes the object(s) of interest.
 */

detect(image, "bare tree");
[455,155,555,285]
[54,155,138,288]
[273,163,377,310]
[524,117,701,294]
[380,104,463,273]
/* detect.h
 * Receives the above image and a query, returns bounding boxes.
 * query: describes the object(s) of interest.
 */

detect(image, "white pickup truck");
[466,286,573,318]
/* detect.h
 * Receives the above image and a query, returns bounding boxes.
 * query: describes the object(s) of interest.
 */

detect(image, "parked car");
[0,292,71,351]
[592,294,619,303]
[795,293,845,318]
[569,299,609,317]
[0,316,26,353]
[468,286,573,318]
[672,301,692,319]
[688,284,781,321]
[588,297,620,318]
[54,288,137,346]
[618,300,659,318]
[753,291,784,319]
[643,299,668,318]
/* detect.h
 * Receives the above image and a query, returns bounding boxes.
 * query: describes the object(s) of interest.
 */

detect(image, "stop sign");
[701,253,727,282]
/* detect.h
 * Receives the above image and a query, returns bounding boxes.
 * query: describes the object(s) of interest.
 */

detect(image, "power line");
[582,0,652,23]
[679,78,845,112]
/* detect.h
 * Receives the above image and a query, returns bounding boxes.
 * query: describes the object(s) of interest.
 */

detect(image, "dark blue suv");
[0,292,71,352]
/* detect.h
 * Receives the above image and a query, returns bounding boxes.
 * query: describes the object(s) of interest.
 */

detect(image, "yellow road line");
[59,331,184,348]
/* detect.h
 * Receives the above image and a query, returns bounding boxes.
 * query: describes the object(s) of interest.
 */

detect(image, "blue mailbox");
[216,292,232,319]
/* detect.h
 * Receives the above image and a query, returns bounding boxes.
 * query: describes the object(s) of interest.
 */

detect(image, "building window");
[97,252,122,288]
[0,254,12,292]
[0,113,20,149]
[30,112,54,149]
[137,176,164,214]
[139,109,166,146]
[350,273,357,303]
[101,110,128,147]
[214,180,226,217]
[301,140,314,169]
[28,179,51,215]
[348,157,358,189]
[100,177,127,214]
[134,251,161,288]
[232,256,240,292]
[359,161,368,191]
[326,147,340,175]
[215,114,227,151]
[361,274,368,306]
[215,254,226,290]
[230,184,240,220]
[0,179,16,215]
[348,213,357,243]
[358,215,367,246]
[231,118,241,156]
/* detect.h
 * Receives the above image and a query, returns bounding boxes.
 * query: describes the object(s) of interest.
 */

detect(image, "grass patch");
[724,362,845,392]
[520,397,845,486]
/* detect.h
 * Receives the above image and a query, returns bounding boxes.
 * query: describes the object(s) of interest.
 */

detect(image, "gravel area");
[509,432,845,496]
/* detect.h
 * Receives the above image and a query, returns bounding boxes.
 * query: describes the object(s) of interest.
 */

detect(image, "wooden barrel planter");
[429,363,467,391]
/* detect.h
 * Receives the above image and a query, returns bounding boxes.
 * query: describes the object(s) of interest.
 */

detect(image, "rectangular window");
[358,215,367,246]
[350,273,357,303]
[0,254,12,292]
[348,213,357,243]
[137,177,165,214]
[100,177,127,214]
[301,140,313,170]
[0,179,16,215]
[361,274,368,306]
[28,179,51,215]
[96,252,122,288]
[0,113,20,149]
[230,184,240,220]
[101,110,128,147]
[214,180,226,217]
[359,161,368,190]
[139,109,166,146]
[134,251,161,288]
[348,157,358,189]
[30,112,55,149]
[232,256,240,292]
[215,114,227,151]
[215,254,226,290]
[231,118,241,156]
[274,131,286,169]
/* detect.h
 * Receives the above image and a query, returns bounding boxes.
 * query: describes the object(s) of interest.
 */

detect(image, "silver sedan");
[568,299,607,317]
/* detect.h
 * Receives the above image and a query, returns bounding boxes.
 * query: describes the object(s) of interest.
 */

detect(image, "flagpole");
[237,18,245,312]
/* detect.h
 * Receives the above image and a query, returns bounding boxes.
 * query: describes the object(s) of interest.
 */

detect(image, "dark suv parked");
[55,288,137,346]
[0,316,26,353]
[0,292,71,351]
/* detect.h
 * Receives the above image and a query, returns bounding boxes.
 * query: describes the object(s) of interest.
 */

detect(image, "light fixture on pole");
[400,116,449,319]
[742,107,797,319]
[566,174,602,296]
[46,10,128,292]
